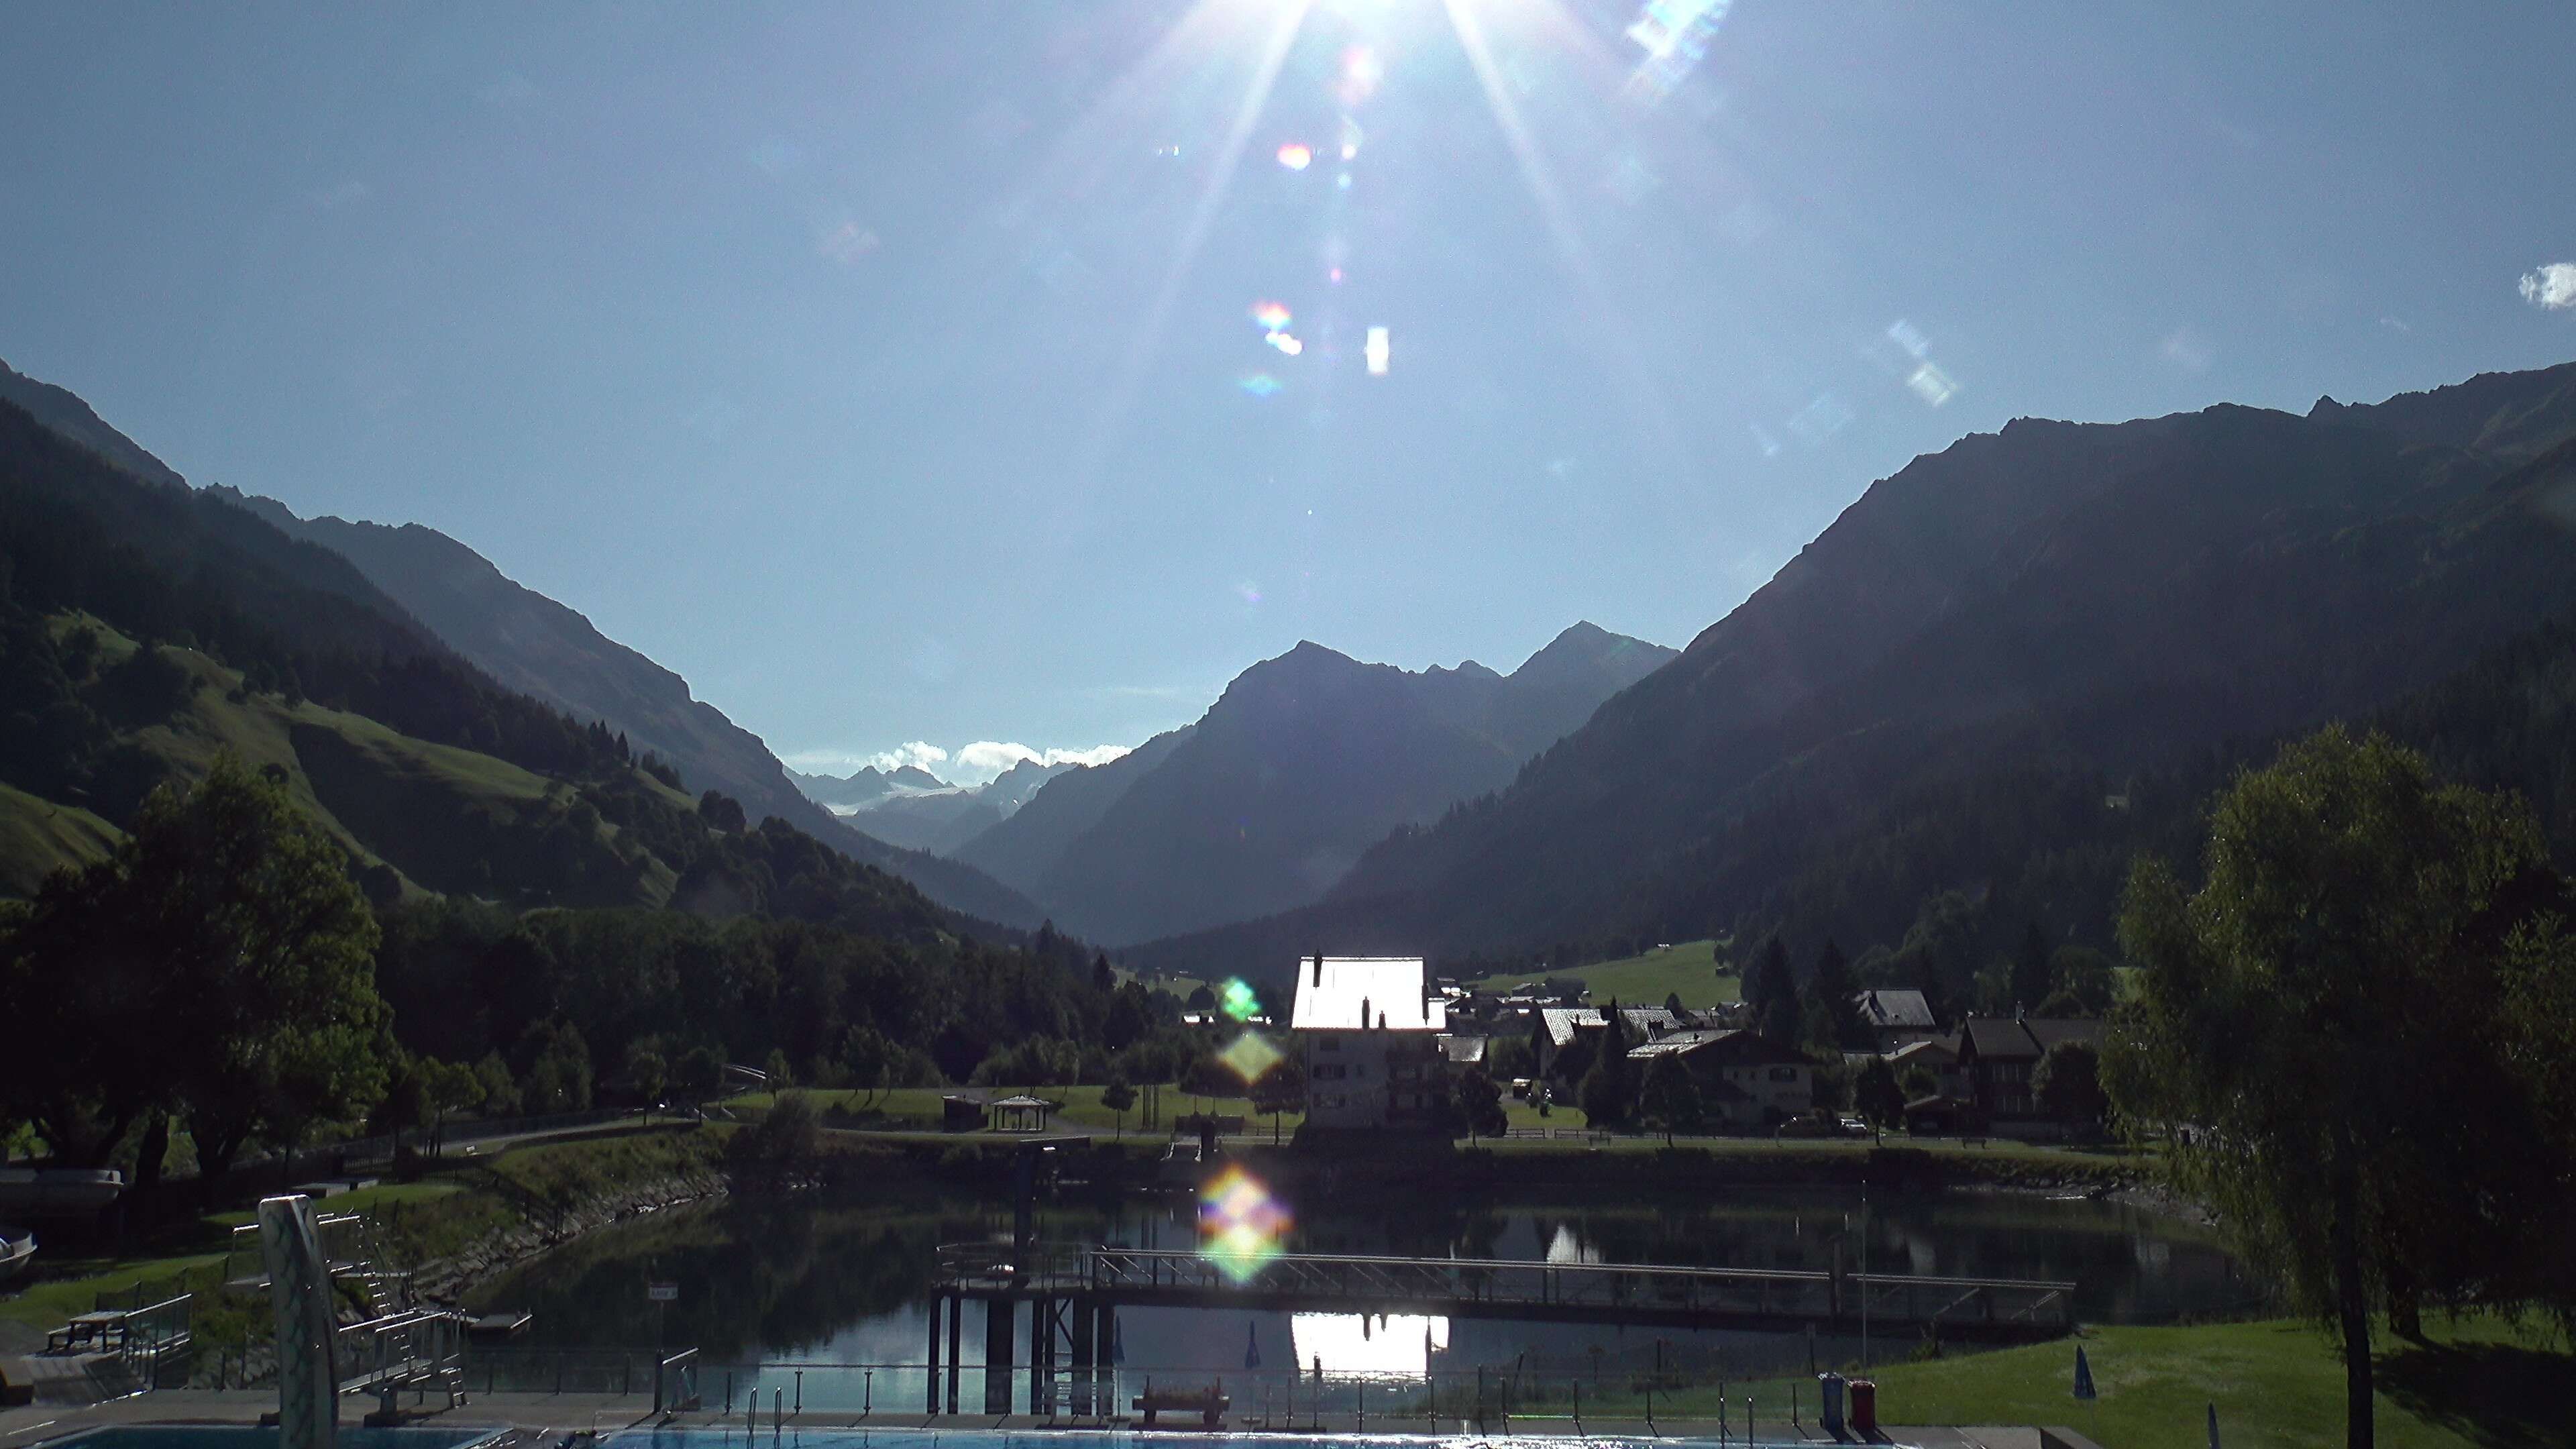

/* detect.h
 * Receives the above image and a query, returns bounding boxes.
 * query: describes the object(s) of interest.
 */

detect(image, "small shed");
[941,1092,992,1130]
[990,1095,1057,1132]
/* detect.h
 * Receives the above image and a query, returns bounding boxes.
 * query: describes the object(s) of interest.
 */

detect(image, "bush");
[729,1090,820,1165]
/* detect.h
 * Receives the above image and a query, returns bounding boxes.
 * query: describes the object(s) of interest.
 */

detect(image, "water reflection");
[469,1184,2255,1385]
[1289,1313,1448,1377]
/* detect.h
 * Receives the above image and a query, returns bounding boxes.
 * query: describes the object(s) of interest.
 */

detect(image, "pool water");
[43,1430,505,1449]
[602,1423,1813,1433]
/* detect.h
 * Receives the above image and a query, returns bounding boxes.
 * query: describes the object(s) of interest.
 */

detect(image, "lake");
[466,1177,2249,1415]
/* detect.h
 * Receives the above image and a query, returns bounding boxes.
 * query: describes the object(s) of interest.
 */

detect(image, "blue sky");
[3,1,2571,783]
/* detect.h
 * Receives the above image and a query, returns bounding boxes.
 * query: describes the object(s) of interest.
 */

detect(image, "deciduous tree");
[1638,1053,1703,1144]
[2105,728,2564,1449]
[1853,1056,1906,1139]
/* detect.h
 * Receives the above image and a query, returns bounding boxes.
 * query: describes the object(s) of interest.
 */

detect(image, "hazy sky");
[4,2,2571,783]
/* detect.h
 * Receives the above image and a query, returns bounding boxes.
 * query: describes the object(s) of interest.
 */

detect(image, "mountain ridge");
[0,355,1048,928]
[1118,358,2576,984]
[965,622,1676,945]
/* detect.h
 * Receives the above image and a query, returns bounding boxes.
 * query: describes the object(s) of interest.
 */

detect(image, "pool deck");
[0,1393,2108,1449]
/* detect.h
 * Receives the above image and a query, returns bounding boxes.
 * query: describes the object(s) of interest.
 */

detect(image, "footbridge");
[922,1241,2074,1415]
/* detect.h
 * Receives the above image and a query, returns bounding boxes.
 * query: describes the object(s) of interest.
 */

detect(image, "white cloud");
[2520,262,2576,311]
[869,741,950,774]
[785,740,1131,787]
[949,741,1130,785]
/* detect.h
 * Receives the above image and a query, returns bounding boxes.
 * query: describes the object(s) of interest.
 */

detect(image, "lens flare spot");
[1200,1165,1291,1283]
[1218,1028,1285,1083]
[1276,142,1313,172]
[1339,117,1364,161]
[1250,300,1293,331]
[1364,326,1391,376]
[1220,978,1265,1022]
[1338,46,1384,107]
[1625,0,1734,101]
[1238,373,1282,398]
[1265,331,1304,356]
[1906,362,1959,407]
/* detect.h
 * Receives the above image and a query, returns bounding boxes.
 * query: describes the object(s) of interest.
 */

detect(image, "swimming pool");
[39,1428,506,1449]
[601,1432,1820,1449]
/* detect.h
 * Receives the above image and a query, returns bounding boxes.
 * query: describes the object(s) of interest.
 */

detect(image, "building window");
[1768,1067,1800,1083]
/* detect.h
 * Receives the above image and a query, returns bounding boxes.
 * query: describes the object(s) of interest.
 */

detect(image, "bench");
[1132,1380,1229,1428]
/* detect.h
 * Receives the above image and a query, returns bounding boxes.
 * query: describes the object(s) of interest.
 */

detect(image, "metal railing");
[333,1308,468,1399]
[1054,1246,2074,1329]
[534,1356,1876,1434]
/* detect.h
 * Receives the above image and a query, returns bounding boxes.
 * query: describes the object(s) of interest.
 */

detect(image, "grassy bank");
[1607,1317,2569,1449]
[0,1124,718,1335]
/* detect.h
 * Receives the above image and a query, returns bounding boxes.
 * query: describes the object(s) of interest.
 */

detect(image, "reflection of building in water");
[1290,1313,1450,1376]
[1544,1224,1603,1265]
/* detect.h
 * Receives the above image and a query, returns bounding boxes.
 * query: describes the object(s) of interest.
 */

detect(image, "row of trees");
[0,753,1211,1183]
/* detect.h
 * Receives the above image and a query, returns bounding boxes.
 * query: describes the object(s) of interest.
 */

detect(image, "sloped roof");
[1854,989,1936,1030]
[1290,956,1446,1031]
[1961,1016,2102,1061]
[1887,1037,1960,1067]
[1537,1006,1682,1048]
[1440,1034,1488,1065]
[1625,1027,1809,1068]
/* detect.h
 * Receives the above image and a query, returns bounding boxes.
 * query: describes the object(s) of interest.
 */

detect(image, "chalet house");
[1290,955,1450,1131]
[1853,989,1939,1051]
[1886,1034,1966,1099]
[1953,1016,2104,1138]
[1531,1006,1683,1085]
[1625,1028,1813,1128]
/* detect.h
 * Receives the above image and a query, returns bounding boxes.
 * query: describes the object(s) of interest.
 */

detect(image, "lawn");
[726,1083,1306,1140]
[1460,939,1743,1011]
[1625,1316,2573,1449]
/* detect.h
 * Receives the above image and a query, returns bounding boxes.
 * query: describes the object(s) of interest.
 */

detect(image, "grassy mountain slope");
[0,354,1044,928]
[1121,360,2576,985]
[0,392,992,947]
[3,611,675,906]
[0,780,118,898]
[216,493,1044,928]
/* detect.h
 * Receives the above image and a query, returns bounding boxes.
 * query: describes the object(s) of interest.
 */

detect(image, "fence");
[461,1354,1856,1433]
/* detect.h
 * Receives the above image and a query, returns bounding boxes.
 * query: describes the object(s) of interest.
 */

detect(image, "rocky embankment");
[416,1167,729,1306]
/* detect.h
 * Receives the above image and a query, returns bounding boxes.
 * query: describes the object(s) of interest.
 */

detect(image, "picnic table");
[1132,1379,1229,1428]
[48,1308,133,1354]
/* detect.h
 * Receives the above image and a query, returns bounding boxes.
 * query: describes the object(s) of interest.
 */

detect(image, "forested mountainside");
[0,354,1045,927]
[221,489,1046,928]
[1,384,1179,1165]
[0,392,977,941]
[960,623,1674,945]
[1122,362,2576,993]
